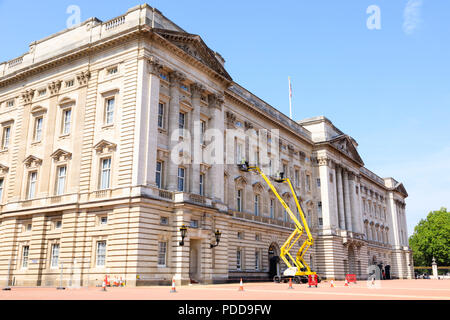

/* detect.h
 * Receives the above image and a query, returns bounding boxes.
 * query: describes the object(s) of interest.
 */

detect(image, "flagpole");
[288,76,293,120]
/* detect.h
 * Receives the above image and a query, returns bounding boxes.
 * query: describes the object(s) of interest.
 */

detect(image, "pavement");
[0,279,449,300]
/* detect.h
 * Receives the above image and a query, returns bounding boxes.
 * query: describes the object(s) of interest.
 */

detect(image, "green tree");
[409,207,450,266]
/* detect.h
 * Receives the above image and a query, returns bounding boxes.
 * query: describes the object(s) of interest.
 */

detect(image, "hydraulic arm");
[238,161,316,277]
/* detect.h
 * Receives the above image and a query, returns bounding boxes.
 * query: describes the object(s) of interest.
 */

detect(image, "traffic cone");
[238,278,244,291]
[330,280,335,288]
[344,279,349,286]
[288,278,294,289]
[170,278,177,293]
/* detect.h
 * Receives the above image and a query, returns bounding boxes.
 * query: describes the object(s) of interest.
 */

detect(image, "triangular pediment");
[23,155,42,168]
[252,182,264,193]
[394,183,408,197]
[154,29,232,81]
[330,135,364,166]
[0,163,9,174]
[234,175,248,187]
[51,149,72,162]
[94,140,117,154]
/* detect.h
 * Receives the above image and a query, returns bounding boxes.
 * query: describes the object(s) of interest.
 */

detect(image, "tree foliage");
[409,208,450,266]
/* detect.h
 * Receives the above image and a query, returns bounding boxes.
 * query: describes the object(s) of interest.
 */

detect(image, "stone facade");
[0,4,413,287]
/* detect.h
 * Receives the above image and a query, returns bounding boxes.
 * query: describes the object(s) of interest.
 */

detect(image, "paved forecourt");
[0,280,449,300]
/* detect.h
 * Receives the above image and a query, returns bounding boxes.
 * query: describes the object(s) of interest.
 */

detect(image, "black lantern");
[179,225,188,246]
[210,229,222,248]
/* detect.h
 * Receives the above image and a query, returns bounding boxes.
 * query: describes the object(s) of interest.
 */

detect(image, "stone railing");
[104,15,126,30]
[158,189,174,201]
[233,211,294,229]
[8,56,23,68]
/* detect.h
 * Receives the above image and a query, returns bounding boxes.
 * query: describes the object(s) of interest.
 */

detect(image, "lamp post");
[210,230,222,249]
[179,225,188,246]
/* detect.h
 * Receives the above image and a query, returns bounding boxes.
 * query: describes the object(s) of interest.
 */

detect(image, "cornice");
[0,26,143,88]
[224,90,313,147]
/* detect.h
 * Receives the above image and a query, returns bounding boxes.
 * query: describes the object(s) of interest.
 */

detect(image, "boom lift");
[238,161,319,284]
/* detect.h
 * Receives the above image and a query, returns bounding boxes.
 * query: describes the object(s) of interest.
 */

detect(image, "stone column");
[209,93,225,202]
[343,169,352,232]
[189,83,205,195]
[336,166,346,229]
[318,156,338,233]
[144,58,162,187]
[349,173,360,233]
[167,71,186,191]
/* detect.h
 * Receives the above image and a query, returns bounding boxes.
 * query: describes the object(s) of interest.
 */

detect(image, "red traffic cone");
[330,280,335,288]
[170,278,177,293]
[288,278,294,289]
[344,279,349,286]
[239,278,244,291]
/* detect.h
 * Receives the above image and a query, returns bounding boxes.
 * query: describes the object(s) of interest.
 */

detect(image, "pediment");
[94,140,117,154]
[330,135,364,166]
[394,183,408,197]
[252,182,264,193]
[0,163,9,174]
[154,29,232,81]
[234,175,248,187]
[282,192,292,200]
[51,149,72,162]
[24,155,42,168]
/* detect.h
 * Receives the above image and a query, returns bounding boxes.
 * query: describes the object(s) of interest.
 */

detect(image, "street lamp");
[179,225,188,246]
[210,230,222,249]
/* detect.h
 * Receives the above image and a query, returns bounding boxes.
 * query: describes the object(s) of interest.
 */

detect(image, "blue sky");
[1,0,449,236]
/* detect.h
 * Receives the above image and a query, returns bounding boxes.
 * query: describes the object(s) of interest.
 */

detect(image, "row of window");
[156,161,205,195]
[236,248,262,271]
[22,157,111,200]
[20,240,106,270]
[0,98,116,151]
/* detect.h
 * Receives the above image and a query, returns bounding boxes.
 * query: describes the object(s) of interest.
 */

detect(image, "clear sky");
[1,0,449,236]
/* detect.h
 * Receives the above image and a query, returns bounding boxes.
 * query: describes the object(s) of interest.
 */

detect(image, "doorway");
[189,239,201,283]
[268,243,280,280]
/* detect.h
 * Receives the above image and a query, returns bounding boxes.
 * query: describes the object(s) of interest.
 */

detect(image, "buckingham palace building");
[0,4,414,287]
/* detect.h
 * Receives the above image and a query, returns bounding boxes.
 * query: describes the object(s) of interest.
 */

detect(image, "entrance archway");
[268,243,280,280]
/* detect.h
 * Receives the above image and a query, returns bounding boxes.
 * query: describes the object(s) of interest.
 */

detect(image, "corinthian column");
[336,166,346,229]
[189,83,205,194]
[142,58,162,187]
[209,93,225,202]
[343,168,353,232]
[167,71,186,191]
[318,156,338,233]
[348,172,359,233]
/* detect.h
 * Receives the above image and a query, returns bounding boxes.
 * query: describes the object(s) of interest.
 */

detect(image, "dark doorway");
[268,243,280,280]
[385,265,391,280]
[269,256,280,279]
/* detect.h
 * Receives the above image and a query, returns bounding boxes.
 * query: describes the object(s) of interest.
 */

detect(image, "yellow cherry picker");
[238,161,320,284]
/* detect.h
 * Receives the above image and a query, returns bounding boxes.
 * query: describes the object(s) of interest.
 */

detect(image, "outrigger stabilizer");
[238,160,319,283]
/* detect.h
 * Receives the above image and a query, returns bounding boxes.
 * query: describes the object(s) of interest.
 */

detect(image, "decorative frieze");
[168,70,186,87]
[21,89,35,104]
[47,80,62,96]
[208,93,224,110]
[190,82,206,99]
[76,71,91,86]
[148,58,164,76]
